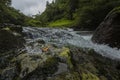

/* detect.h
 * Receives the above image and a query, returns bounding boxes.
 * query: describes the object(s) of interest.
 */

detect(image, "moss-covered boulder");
[22,56,59,80]
[70,47,120,80]
[92,7,120,48]
[0,46,69,80]
[0,52,58,80]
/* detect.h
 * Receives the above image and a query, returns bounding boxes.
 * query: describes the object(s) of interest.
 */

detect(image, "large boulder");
[92,7,120,48]
[0,26,25,53]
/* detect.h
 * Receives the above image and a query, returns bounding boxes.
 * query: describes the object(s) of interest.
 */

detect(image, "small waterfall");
[23,27,120,60]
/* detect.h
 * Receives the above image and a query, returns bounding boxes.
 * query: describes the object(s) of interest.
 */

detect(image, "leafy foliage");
[75,0,120,30]
[0,0,41,27]
[37,0,120,30]
[0,0,25,25]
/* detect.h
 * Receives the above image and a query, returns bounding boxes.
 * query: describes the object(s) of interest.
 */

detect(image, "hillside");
[36,0,120,30]
[0,0,25,25]
[0,0,42,27]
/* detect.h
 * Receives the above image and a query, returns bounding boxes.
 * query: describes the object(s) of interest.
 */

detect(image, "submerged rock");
[92,7,120,48]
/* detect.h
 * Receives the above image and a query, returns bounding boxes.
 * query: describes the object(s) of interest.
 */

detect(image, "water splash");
[23,27,120,60]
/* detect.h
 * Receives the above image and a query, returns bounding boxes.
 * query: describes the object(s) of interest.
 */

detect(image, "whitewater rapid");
[23,27,120,60]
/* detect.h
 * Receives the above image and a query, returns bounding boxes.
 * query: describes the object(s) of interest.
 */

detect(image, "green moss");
[26,19,41,27]
[81,63,98,74]
[12,53,43,77]
[109,7,120,15]
[48,19,74,27]
[2,27,11,31]
[59,47,70,57]
[82,72,100,80]
[59,47,73,69]
[44,56,58,68]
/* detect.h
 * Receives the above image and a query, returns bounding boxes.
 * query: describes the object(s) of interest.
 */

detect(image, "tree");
[1,0,11,6]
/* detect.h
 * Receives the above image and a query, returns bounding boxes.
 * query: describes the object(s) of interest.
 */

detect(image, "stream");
[23,27,120,60]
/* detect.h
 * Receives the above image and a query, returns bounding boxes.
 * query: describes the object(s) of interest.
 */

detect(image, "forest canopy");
[36,0,120,30]
[1,0,120,30]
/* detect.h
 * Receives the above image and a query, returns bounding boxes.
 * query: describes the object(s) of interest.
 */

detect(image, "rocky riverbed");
[0,26,120,80]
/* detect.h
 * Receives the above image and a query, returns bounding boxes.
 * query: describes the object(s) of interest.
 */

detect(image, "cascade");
[23,27,120,60]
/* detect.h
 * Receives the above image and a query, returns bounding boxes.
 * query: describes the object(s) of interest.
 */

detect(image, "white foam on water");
[23,27,120,60]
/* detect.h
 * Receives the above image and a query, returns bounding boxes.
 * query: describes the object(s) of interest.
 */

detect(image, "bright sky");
[11,0,53,16]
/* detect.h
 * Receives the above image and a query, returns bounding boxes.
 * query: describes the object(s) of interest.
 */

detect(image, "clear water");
[23,27,120,60]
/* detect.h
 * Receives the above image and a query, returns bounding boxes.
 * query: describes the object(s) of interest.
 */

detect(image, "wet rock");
[1,67,18,80]
[0,35,120,80]
[54,62,68,75]
[37,39,46,44]
[22,55,59,80]
[70,47,120,80]
[0,27,25,53]
[92,7,120,48]
[0,52,58,80]
[58,47,73,69]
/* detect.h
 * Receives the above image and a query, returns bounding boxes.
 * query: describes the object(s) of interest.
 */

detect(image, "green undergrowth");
[48,19,74,28]
[109,7,120,15]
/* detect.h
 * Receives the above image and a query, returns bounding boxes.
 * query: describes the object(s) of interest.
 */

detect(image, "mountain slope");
[36,0,120,30]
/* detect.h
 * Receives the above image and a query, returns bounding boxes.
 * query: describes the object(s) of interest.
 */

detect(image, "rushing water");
[23,27,120,60]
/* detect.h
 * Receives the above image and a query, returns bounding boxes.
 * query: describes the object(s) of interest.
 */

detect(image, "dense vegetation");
[0,0,24,25]
[0,0,42,27]
[1,0,120,29]
[36,0,120,30]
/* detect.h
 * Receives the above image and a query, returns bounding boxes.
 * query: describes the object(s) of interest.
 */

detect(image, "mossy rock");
[11,53,45,78]
[82,72,100,80]
[69,47,120,80]
[59,47,73,69]
[21,55,59,80]
[1,44,120,80]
